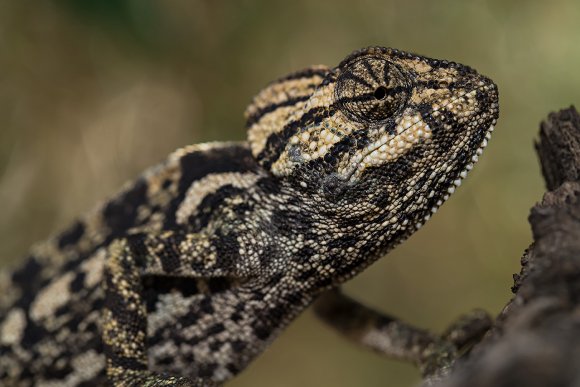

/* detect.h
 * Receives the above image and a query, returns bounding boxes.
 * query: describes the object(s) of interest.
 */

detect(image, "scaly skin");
[0,47,498,386]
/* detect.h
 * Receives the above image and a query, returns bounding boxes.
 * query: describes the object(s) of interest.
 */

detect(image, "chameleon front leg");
[102,231,237,387]
[314,289,491,379]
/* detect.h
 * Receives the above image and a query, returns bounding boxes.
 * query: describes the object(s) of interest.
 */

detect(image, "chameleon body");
[0,47,498,386]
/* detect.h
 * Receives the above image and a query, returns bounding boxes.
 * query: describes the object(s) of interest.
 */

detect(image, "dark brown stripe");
[362,59,382,84]
[336,93,376,104]
[338,47,391,69]
[164,145,259,228]
[336,85,409,104]
[417,80,467,91]
[57,220,86,249]
[276,67,329,83]
[383,60,390,82]
[103,178,149,240]
[258,106,335,169]
[342,71,373,88]
[246,94,311,128]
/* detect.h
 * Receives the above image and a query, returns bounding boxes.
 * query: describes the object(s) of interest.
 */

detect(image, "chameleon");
[0,46,499,386]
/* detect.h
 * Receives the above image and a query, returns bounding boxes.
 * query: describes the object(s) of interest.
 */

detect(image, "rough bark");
[433,106,580,387]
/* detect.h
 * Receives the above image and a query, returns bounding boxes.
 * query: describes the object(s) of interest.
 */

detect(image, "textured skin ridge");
[0,47,498,386]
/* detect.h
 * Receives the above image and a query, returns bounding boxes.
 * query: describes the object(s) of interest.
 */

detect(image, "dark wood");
[433,106,580,387]
[536,106,580,190]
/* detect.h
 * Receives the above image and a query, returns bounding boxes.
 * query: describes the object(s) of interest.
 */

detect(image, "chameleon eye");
[373,86,387,100]
[336,56,411,123]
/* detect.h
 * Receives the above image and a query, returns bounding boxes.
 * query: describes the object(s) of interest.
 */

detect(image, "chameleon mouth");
[415,121,496,229]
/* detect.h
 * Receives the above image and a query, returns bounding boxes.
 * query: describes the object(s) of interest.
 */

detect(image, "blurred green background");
[0,0,578,386]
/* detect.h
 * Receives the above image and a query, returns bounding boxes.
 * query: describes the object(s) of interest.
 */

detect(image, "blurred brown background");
[0,1,578,386]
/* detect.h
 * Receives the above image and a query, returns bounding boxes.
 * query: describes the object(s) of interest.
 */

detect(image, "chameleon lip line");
[423,122,496,223]
[413,79,498,229]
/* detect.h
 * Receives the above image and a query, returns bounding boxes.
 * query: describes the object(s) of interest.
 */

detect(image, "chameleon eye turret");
[335,54,411,123]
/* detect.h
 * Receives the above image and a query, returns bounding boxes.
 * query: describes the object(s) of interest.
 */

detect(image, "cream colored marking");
[176,172,261,225]
[143,161,180,197]
[30,239,70,268]
[0,308,26,344]
[36,350,106,387]
[80,249,105,288]
[268,82,339,176]
[168,141,243,164]
[30,272,74,321]
[411,87,452,105]
[338,113,432,181]
[0,271,18,310]
[246,69,330,157]
[429,67,459,80]
[248,102,308,157]
[400,58,432,73]
[70,350,106,382]
[148,292,193,334]
[245,71,326,119]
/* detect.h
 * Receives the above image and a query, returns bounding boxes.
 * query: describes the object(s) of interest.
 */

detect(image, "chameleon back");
[0,143,278,384]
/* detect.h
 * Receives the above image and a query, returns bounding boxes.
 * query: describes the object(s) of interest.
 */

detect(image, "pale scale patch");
[0,308,26,345]
[36,350,106,387]
[29,238,74,270]
[176,172,261,225]
[0,270,18,309]
[30,271,74,322]
[69,350,106,384]
[80,249,105,288]
[248,103,308,157]
[140,143,238,203]
[148,292,193,335]
[269,83,339,176]
[247,69,328,157]
[273,118,351,176]
[410,87,452,105]
[244,73,325,119]
[339,113,433,181]
[399,58,433,73]
[168,142,242,164]
[425,67,460,84]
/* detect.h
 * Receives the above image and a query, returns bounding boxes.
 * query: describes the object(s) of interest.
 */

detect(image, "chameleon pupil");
[374,86,387,100]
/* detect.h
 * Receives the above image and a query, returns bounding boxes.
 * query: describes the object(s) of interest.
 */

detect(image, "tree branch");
[432,106,580,387]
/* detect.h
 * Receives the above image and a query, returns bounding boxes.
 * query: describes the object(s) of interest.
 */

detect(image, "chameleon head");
[247,46,498,257]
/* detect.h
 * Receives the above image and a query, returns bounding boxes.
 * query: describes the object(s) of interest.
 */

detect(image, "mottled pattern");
[0,47,499,386]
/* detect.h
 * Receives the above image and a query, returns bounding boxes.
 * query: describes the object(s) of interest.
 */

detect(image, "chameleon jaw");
[340,114,433,183]
[416,122,496,230]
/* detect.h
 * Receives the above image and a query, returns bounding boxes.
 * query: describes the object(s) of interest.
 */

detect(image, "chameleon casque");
[0,47,499,386]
